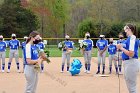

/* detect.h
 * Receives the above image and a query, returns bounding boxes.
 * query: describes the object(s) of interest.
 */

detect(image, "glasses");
[124,26,129,31]
[34,35,41,40]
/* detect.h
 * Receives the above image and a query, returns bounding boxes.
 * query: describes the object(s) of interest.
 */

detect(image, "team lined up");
[0,32,137,75]
[60,32,128,75]
[0,33,45,73]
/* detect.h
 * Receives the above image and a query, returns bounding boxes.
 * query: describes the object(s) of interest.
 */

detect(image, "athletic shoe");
[41,70,44,73]
[17,70,21,73]
[119,72,123,75]
[87,71,90,74]
[102,71,105,74]
[60,71,64,73]
[2,70,4,73]
[96,71,100,74]
[7,69,10,73]
[109,72,111,74]
[84,70,87,73]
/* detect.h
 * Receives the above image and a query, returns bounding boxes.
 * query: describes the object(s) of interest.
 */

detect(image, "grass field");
[5,46,140,58]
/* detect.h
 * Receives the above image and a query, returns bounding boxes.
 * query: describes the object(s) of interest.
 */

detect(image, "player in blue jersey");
[117,33,126,74]
[83,32,93,74]
[21,36,28,72]
[35,37,45,73]
[117,24,139,93]
[96,35,108,74]
[61,35,74,73]
[108,38,118,74]
[0,35,7,73]
[7,33,20,73]
[24,31,43,93]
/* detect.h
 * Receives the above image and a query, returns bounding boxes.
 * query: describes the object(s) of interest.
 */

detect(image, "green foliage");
[0,0,39,37]
[78,18,95,37]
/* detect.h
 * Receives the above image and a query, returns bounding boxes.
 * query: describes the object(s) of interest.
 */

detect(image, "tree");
[0,0,39,37]
[27,0,70,38]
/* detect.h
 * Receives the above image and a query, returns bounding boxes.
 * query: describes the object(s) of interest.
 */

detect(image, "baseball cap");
[11,33,16,37]
[99,35,105,38]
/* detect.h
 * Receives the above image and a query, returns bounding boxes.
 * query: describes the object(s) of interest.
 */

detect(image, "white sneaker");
[41,70,44,73]
[67,71,69,72]
[60,71,64,73]
[17,70,21,73]
[7,69,10,73]
[2,70,4,73]
[119,72,123,75]
[87,71,90,74]
[84,70,87,73]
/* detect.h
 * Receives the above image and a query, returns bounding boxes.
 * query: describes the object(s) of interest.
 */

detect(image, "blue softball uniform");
[63,41,73,51]
[117,39,126,52]
[122,35,139,60]
[9,39,20,49]
[24,44,39,65]
[35,42,45,50]
[96,39,108,50]
[83,39,93,51]
[108,44,117,55]
[0,41,7,52]
[21,42,26,50]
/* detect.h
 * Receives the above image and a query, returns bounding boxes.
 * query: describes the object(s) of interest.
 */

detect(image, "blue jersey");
[35,42,45,50]
[63,40,73,51]
[24,44,39,65]
[117,39,126,52]
[108,44,117,55]
[83,39,93,51]
[9,39,20,49]
[0,41,7,52]
[21,42,26,50]
[96,39,108,50]
[122,35,139,60]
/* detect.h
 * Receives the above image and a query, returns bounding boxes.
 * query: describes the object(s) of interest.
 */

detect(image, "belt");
[10,49,18,50]
[123,58,137,61]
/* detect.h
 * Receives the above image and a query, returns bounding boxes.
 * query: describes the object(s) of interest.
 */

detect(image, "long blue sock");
[67,66,69,71]
[118,65,121,72]
[62,65,64,71]
[2,64,5,70]
[109,66,112,72]
[103,64,105,72]
[87,64,91,71]
[98,65,100,72]
[41,64,44,71]
[8,62,11,70]
[16,62,20,70]
[115,66,118,73]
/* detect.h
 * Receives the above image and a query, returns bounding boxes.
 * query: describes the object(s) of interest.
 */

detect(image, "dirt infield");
[0,57,140,93]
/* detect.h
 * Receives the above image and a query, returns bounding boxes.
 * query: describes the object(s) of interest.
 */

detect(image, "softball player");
[21,36,28,71]
[83,32,93,74]
[0,35,7,73]
[35,38,45,73]
[117,33,126,74]
[96,35,108,74]
[117,24,139,93]
[108,38,118,74]
[24,31,43,93]
[61,35,74,73]
[7,33,20,73]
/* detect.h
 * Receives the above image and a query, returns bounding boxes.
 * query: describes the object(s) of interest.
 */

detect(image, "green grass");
[4,47,140,57]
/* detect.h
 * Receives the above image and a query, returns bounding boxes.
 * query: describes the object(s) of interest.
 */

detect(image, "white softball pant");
[83,50,92,64]
[24,65,38,93]
[62,51,71,66]
[123,59,139,93]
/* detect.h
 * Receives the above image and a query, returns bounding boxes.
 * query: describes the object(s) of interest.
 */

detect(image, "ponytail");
[26,37,31,44]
